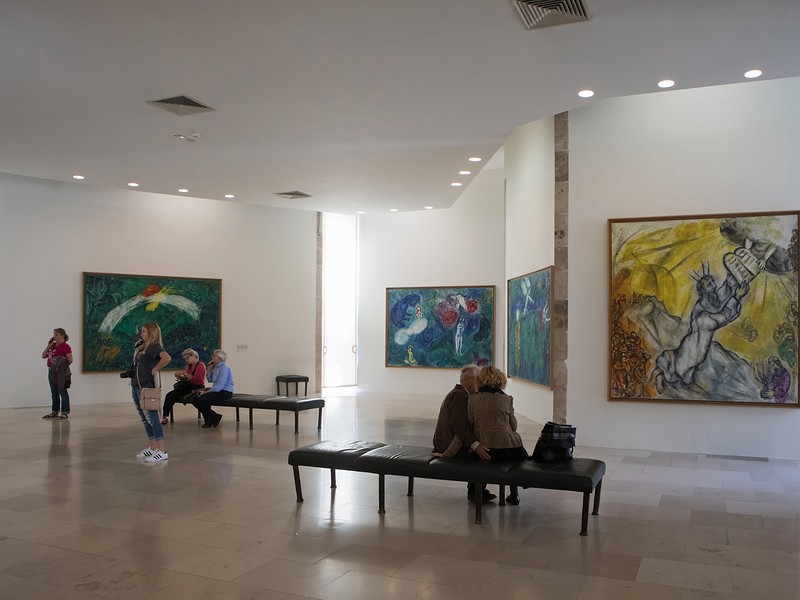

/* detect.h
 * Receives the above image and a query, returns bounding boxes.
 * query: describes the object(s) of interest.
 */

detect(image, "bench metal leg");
[407,477,414,497]
[292,466,303,502]
[276,410,280,426]
[317,407,323,429]
[248,408,253,430]
[235,407,240,422]
[330,468,336,489]
[294,411,299,434]
[592,479,602,515]
[499,485,506,506]
[474,482,483,524]
[378,474,386,514]
[580,491,590,536]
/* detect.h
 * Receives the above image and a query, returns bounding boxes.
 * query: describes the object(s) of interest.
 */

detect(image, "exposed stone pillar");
[553,113,569,423]
[315,212,323,394]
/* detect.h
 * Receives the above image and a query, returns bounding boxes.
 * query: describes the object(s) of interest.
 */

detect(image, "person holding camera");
[193,349,233,428]
[132,323,171,462]
[161,348,206,424]
[41,328,73,419]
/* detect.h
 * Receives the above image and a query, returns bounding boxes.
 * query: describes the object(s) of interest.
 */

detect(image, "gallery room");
[0,2,798,599]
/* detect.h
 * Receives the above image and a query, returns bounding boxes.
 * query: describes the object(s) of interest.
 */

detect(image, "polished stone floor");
[0,390,798,599]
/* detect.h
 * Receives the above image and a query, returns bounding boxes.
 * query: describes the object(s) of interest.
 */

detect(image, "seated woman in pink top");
[161,348,206,424]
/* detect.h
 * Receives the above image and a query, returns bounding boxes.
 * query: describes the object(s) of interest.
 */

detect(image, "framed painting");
[83,272,221,372]
[609,211,799,406]
[386,286,495,368]
[507,267,553,388]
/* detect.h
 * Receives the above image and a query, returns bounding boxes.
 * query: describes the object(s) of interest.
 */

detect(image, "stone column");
[553,113,569,423]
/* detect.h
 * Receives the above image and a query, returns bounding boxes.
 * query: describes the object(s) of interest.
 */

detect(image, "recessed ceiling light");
[578,89,594,98]
[450,182,463,187]
[356,210,366,214]
[72,175,84,180]
[127,182,139,187]
[468,157,482,162]
[744,69,763,79]
[389,208,399,212]
[224,194,235,199]
[424,206,434,210]
[178,188,188,193]
[459,170,471,175]
[658,79,675,89]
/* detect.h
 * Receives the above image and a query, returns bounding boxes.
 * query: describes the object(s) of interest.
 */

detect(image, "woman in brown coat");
[468,365,528,504]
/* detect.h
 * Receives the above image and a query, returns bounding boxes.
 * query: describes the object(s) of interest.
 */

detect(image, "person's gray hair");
[213,349,227,362]
[182,348,199,359]
[459,364,479,384]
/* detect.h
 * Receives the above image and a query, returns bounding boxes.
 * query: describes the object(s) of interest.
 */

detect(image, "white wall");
[568,77,800,458]
[357,168,506,394]
[503,118,555,422]
[0,173,317,409]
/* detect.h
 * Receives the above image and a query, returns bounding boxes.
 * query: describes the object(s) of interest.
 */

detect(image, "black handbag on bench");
[531,421,576,463]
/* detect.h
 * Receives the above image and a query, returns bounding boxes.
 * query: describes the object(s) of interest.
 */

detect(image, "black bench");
[288,440,606,535]
[209,394,324,433]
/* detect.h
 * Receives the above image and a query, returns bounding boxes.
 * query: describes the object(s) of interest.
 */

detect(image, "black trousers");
[163,385,200,418]
[192,390,232,422]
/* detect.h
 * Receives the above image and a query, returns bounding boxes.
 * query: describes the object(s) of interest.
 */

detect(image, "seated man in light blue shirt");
[193,349,234,428]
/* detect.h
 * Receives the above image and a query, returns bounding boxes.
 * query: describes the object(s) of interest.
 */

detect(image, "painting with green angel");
[609,212,799,406]
[82,272,221,372]
[386,286,494,368]
[507,267,552,388]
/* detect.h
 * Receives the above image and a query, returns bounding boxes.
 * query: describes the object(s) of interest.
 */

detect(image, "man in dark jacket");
[432,364,495,502]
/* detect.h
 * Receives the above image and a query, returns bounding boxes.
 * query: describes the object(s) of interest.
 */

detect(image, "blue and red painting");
[507,268,552,387]
[386,286,494,368]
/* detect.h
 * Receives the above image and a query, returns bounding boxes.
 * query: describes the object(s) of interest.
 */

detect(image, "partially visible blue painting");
[386,286,495,368]
[507,267,552,387]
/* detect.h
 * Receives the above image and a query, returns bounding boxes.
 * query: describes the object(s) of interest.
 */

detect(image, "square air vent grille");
[147,95,215,116]
[513,0,591,30]
[274,190,313,200]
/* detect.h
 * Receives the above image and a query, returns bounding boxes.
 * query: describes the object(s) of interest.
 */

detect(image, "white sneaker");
[144,451,168,462]
[136,447,155,459]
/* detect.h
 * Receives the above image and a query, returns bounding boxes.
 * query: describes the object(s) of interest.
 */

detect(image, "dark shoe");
[212,413,222,427]
[42,413,59,419]
[506,494,520,505]
[201,421,213,428]
[467,489,497,503]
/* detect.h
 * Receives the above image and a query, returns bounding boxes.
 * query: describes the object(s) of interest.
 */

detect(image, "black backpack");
[531,421,576,463]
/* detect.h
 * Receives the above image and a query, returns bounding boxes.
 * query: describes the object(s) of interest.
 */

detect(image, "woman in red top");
[41,328,73,419]
[161,348,207,424]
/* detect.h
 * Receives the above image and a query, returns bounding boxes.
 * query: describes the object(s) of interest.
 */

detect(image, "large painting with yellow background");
[609,212,798,406]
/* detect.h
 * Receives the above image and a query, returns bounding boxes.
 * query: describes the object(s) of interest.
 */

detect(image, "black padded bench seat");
[210,394,324,433]
[288,440,606,535]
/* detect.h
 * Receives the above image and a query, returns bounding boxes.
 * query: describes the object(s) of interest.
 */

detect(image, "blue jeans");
[132,385,163,441]
[48,369,70,414]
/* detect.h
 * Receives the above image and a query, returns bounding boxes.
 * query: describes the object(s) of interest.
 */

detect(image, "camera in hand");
[120,368,135,379]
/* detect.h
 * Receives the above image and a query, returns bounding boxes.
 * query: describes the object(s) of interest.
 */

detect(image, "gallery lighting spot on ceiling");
[658,79,676,89]
[468,157,482,162]
[389,208,399,212]
[224,194,235,199]
[450,182,463,187]
[178,188,188,193]
[459,170,471,175]
[744,69,763,79]
[424,206,434,210]
[578,89,594,98]
[72,175,84,180]
[127,182,139,187]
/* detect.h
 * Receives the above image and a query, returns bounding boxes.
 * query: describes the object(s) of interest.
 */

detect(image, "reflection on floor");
[0,391,798,599]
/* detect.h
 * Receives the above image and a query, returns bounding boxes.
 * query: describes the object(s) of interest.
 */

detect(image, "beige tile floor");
[1,390,799,599]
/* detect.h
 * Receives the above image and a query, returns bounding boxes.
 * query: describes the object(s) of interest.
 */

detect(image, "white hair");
[213,349,227,362]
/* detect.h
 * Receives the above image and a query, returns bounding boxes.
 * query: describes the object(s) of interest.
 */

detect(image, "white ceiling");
[1,0,799,214]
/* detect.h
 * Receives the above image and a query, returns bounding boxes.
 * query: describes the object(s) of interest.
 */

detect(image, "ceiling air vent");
[274,190,313,200]
[147,95,215,116]
[513,0,591,30]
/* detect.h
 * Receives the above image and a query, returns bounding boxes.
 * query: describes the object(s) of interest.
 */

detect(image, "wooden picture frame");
[609,211,799,406]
